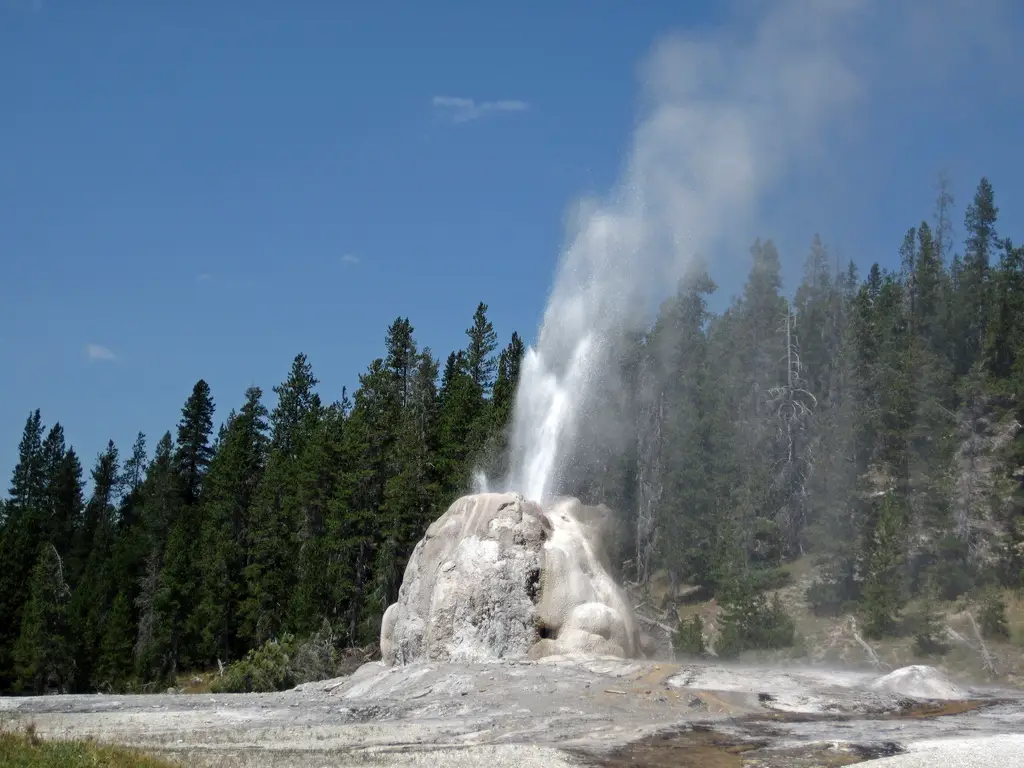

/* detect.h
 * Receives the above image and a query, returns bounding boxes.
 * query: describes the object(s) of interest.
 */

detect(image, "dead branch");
[635,614,677,636]
[846,615,889,671]
[967,612,997,675]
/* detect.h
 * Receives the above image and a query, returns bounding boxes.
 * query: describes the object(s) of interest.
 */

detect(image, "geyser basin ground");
[3,658,1022,767]
[6,503,1021,766]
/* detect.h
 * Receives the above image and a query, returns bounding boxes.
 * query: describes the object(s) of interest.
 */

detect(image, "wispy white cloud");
[196,272,214,284]
[341,253,360,266]
[432,96,530,123]
[85,343,117,362]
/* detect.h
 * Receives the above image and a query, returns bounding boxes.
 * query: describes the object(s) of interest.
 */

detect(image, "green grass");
[0,724,178,768]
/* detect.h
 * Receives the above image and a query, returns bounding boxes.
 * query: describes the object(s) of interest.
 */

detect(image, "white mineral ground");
[3,493,1023,767]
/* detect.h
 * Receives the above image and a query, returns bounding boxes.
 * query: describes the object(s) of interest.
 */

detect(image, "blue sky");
[2,1,1023,488]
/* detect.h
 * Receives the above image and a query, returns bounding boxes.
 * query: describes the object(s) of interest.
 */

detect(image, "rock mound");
[869,665,966,700]
[380,492,640,665]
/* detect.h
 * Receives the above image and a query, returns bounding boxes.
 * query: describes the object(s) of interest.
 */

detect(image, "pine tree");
[194,387,269,663]
[984,240,1024,384]
[175,380,216,506]
[7,410,47,514]
[67,443,122,690]
[953,177,999,374]
[465,302,498,396]
[271,354,320,458]
[482,332,526,482]
[384,317,417,409]
[149,516,198,680]
[43,430,83,563]
[120,432,148,529]
[93,591,135,691]
[291,400,348,635]
[242,356,321,646]
[436,351,478,499]
[861,493,909,638]
[0,411,49,688]
[133,433,182,681]
[13,543,74,693]
[650,269,718,585]
[72,440,120,580]
[375,335,442,613]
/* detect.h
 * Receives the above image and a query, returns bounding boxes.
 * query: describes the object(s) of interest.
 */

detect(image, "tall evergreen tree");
[67,442,122,690]
[13,543,74,693]
[242,356,321,646]
[134,432,182,680]
[194,387,269,663]
[0,411,49,688]
[175,380,216,506]
[953,177,999,374]
[465,302,498,395]
[271,354,320,457]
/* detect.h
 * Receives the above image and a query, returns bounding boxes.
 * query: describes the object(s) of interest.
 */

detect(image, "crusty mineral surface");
[379,491,640,665]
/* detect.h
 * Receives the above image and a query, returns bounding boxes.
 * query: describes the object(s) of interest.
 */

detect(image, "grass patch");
[0,723,177,767]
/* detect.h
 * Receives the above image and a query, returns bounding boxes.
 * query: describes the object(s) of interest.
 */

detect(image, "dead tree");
[634,384,664,589]
[764,309,817,552]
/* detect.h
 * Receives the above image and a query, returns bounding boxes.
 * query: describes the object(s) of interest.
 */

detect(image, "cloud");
[196,272,214,284]
[341,253,360,266]
[432,96,530,123]
[85,343,117,362]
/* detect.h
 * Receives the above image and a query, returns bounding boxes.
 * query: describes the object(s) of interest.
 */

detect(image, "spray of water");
[482,0,1017,504]
[482,1,868,503]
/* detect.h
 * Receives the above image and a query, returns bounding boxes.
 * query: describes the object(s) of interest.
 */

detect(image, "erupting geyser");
[382,2,870,663]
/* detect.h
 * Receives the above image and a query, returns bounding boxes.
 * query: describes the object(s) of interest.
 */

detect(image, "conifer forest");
[2,175,1023,695]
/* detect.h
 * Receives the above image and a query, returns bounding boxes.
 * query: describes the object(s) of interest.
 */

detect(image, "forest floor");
[646,558,1024,688]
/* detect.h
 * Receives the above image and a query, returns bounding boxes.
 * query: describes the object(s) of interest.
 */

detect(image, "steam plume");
[498,1,869,502]
[484,0,1021,504]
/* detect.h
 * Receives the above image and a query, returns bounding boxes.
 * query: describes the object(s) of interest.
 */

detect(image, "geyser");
[495,1,869,504]
[380,492,640,665]
[381,0,911,667]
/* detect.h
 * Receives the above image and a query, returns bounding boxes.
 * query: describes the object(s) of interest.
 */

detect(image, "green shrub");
[979,591,1011,640]
[717,590,795,658]
[675,615,705,657]
[211,636,295,694]
[905,599,950,656]
[289,620,341,684]
[210,622,348,694]
[748,566,792,592]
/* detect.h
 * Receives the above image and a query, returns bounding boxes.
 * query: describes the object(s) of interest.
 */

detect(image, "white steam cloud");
[496,0,873,503]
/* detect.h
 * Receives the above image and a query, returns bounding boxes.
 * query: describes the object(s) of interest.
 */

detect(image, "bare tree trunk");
[635,387,663,587]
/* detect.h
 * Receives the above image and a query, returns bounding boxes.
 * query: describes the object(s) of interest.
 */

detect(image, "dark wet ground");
[574,698,1002,767]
